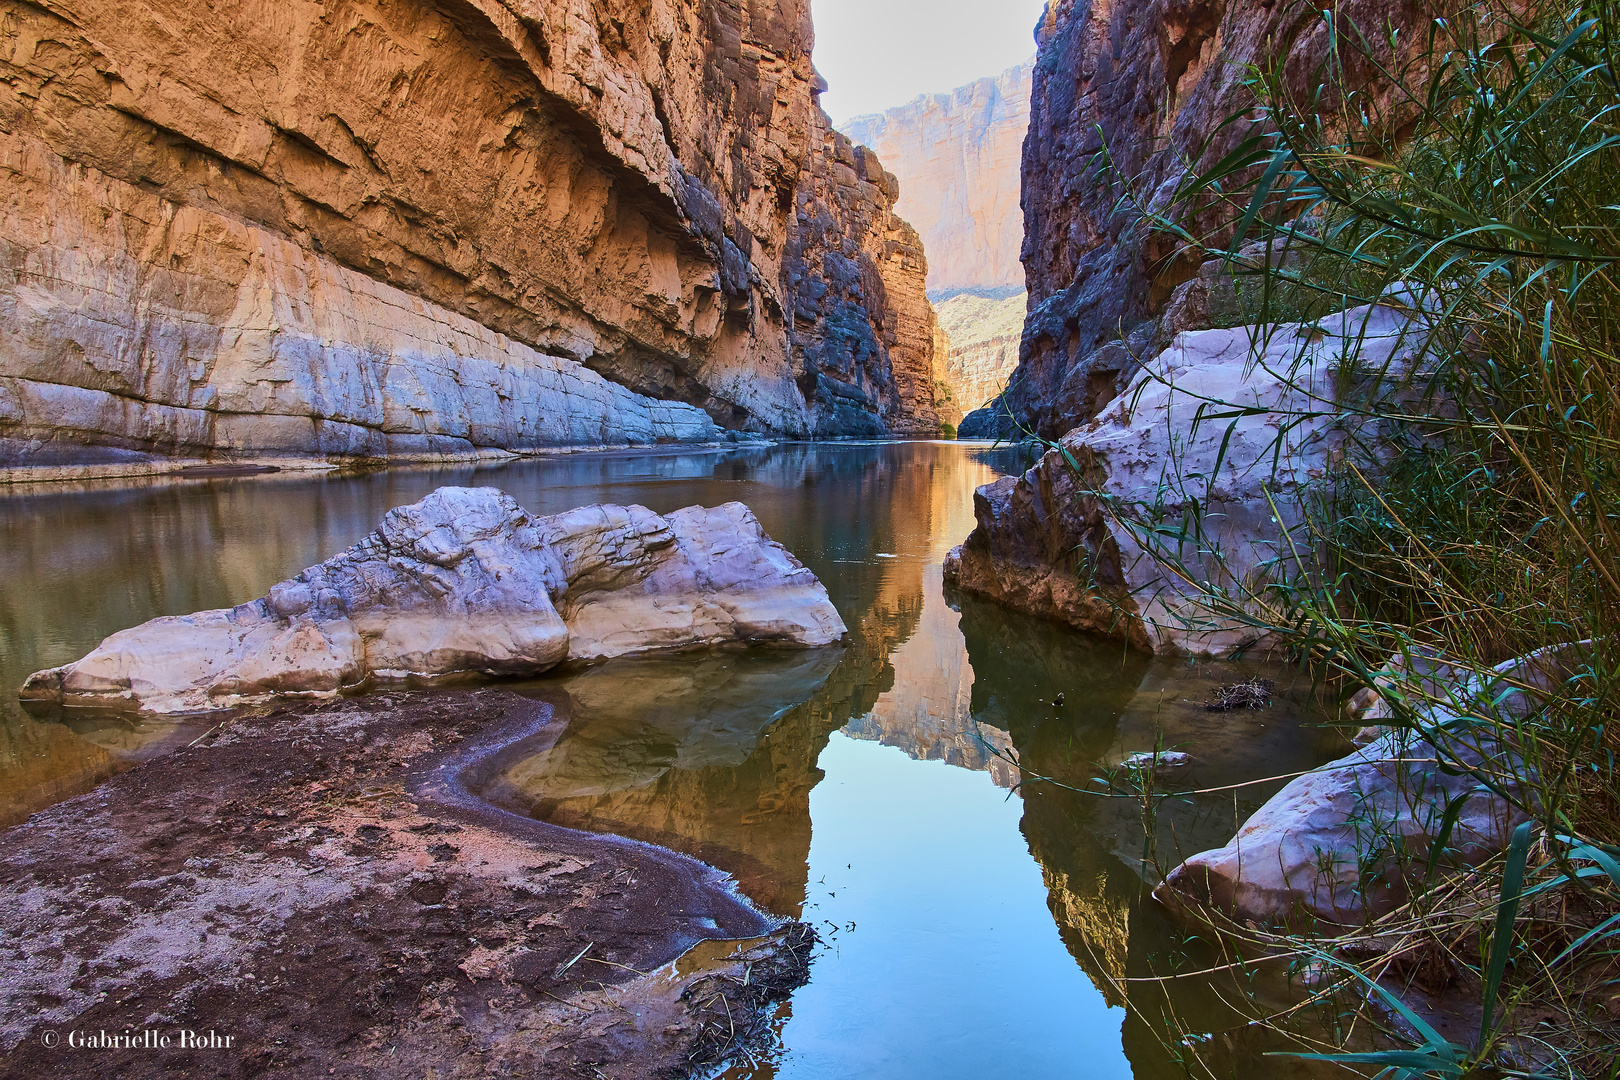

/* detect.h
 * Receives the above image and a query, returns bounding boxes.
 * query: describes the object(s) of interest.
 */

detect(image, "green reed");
[1083,0,1620,1073]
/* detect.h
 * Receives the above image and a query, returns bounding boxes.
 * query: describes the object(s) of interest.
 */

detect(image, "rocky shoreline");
[0,689,812,1079]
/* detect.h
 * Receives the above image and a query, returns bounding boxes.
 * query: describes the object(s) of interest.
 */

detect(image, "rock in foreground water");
[1158,644,1587,925]
[946,301,1426,656]
[20,488,846,714]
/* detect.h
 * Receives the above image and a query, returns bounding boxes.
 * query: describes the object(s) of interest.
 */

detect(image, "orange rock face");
[0,0,940,464]
[841,61,1032,298]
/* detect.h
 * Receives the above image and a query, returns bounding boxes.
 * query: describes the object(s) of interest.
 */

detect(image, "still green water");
[0,441,1346,1077]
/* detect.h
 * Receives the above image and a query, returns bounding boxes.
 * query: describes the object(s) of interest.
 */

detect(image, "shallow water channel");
[0,441,1349,1077]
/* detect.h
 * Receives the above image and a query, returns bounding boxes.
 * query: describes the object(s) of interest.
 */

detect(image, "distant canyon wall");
[0,0,940,467]
[784,123,942,437]
[934,291,1024,417]
[979,0,1425,439]
[841,61,1032,299]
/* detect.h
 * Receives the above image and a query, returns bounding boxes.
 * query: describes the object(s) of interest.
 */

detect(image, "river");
[0,441,1347,1077]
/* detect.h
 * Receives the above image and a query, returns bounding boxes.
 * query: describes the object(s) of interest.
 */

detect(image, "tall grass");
[1095,0,1620,1072]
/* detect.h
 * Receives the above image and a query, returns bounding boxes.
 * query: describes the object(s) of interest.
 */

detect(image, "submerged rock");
[20,488,846,714]
[1120,750,1193,775]
[1158,643,1588,925]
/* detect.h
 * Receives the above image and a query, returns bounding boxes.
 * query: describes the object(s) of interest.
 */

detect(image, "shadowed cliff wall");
[977,0,1424,439]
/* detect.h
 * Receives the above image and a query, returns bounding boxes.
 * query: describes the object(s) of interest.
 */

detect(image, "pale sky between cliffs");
[811,0,1048,123]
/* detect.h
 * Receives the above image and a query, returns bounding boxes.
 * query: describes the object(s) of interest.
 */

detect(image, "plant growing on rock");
[1042,0,1620,1073]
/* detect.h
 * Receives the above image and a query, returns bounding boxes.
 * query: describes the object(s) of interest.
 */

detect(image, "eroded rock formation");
[841,61,1032,298]
[947,302,1423,656]
[934,291,1025,417]
[983,0,1426,438]
[783,122,943,436]
[21,487,846,713]
[0,0,940,468]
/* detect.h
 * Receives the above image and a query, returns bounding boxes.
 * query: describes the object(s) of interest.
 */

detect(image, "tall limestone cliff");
[840,61,1031,424]
[968,0,1426,439]
[841,61,1031,298]
[784,121,942,437]
[933,291,1024,416]
[0,0,940,469]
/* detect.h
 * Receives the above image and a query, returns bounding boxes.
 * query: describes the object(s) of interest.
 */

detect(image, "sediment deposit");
[0,689,812,1077]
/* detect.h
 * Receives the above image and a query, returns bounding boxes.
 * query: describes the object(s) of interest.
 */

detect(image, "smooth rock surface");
[1158,726,1529,925]
[946,302,1424,655]
[21,488,845,713]
[1159,643,1588,925]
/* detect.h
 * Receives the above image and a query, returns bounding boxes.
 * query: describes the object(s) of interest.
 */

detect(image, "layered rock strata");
[841,61,1032,297]
[986,0,1427,438]
[783,123,943,436]
[21,487,846,713]
[946,302,1423,656]
[0,0,940,467]
[934,290,1026,417]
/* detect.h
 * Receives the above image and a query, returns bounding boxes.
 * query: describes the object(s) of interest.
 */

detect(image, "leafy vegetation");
[1074,0,1620,1073]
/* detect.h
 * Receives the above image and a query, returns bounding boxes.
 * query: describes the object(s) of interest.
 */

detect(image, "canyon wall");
[0,0,940,468]
[972,0,1424,439]
[934,292,1024,417]
[841,61,1031,298]
[783,123,942,437]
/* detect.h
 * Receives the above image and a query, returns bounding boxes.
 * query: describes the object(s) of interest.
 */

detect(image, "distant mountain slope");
[934,291,1026,417]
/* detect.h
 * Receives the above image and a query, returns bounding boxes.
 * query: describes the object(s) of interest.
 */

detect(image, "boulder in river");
[946,301,1427,656]
[20,487,846,714]
[1158,643,1588,926]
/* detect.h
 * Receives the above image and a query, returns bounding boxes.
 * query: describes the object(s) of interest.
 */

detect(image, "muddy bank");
[0,690,811,1079]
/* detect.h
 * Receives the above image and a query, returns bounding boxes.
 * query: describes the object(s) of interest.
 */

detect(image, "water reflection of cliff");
[953,590,1353,1078]
[490,444,1014,916]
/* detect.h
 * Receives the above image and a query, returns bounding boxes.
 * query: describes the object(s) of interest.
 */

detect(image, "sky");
[810,0,1049,125]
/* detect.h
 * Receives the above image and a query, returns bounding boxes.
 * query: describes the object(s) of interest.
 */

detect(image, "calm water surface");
[0,442,1347,1078]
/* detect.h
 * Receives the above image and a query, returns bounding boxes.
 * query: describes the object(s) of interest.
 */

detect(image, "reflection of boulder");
[486,444,1004,916]
[488,650,844,915]
[0,716,121,829]
[494,604,914,916]
[23,489,845,714]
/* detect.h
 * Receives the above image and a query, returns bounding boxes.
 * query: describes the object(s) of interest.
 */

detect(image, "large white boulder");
[1158,643,1585,925]
[947,301,1426,655]
[20,488,846,714]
